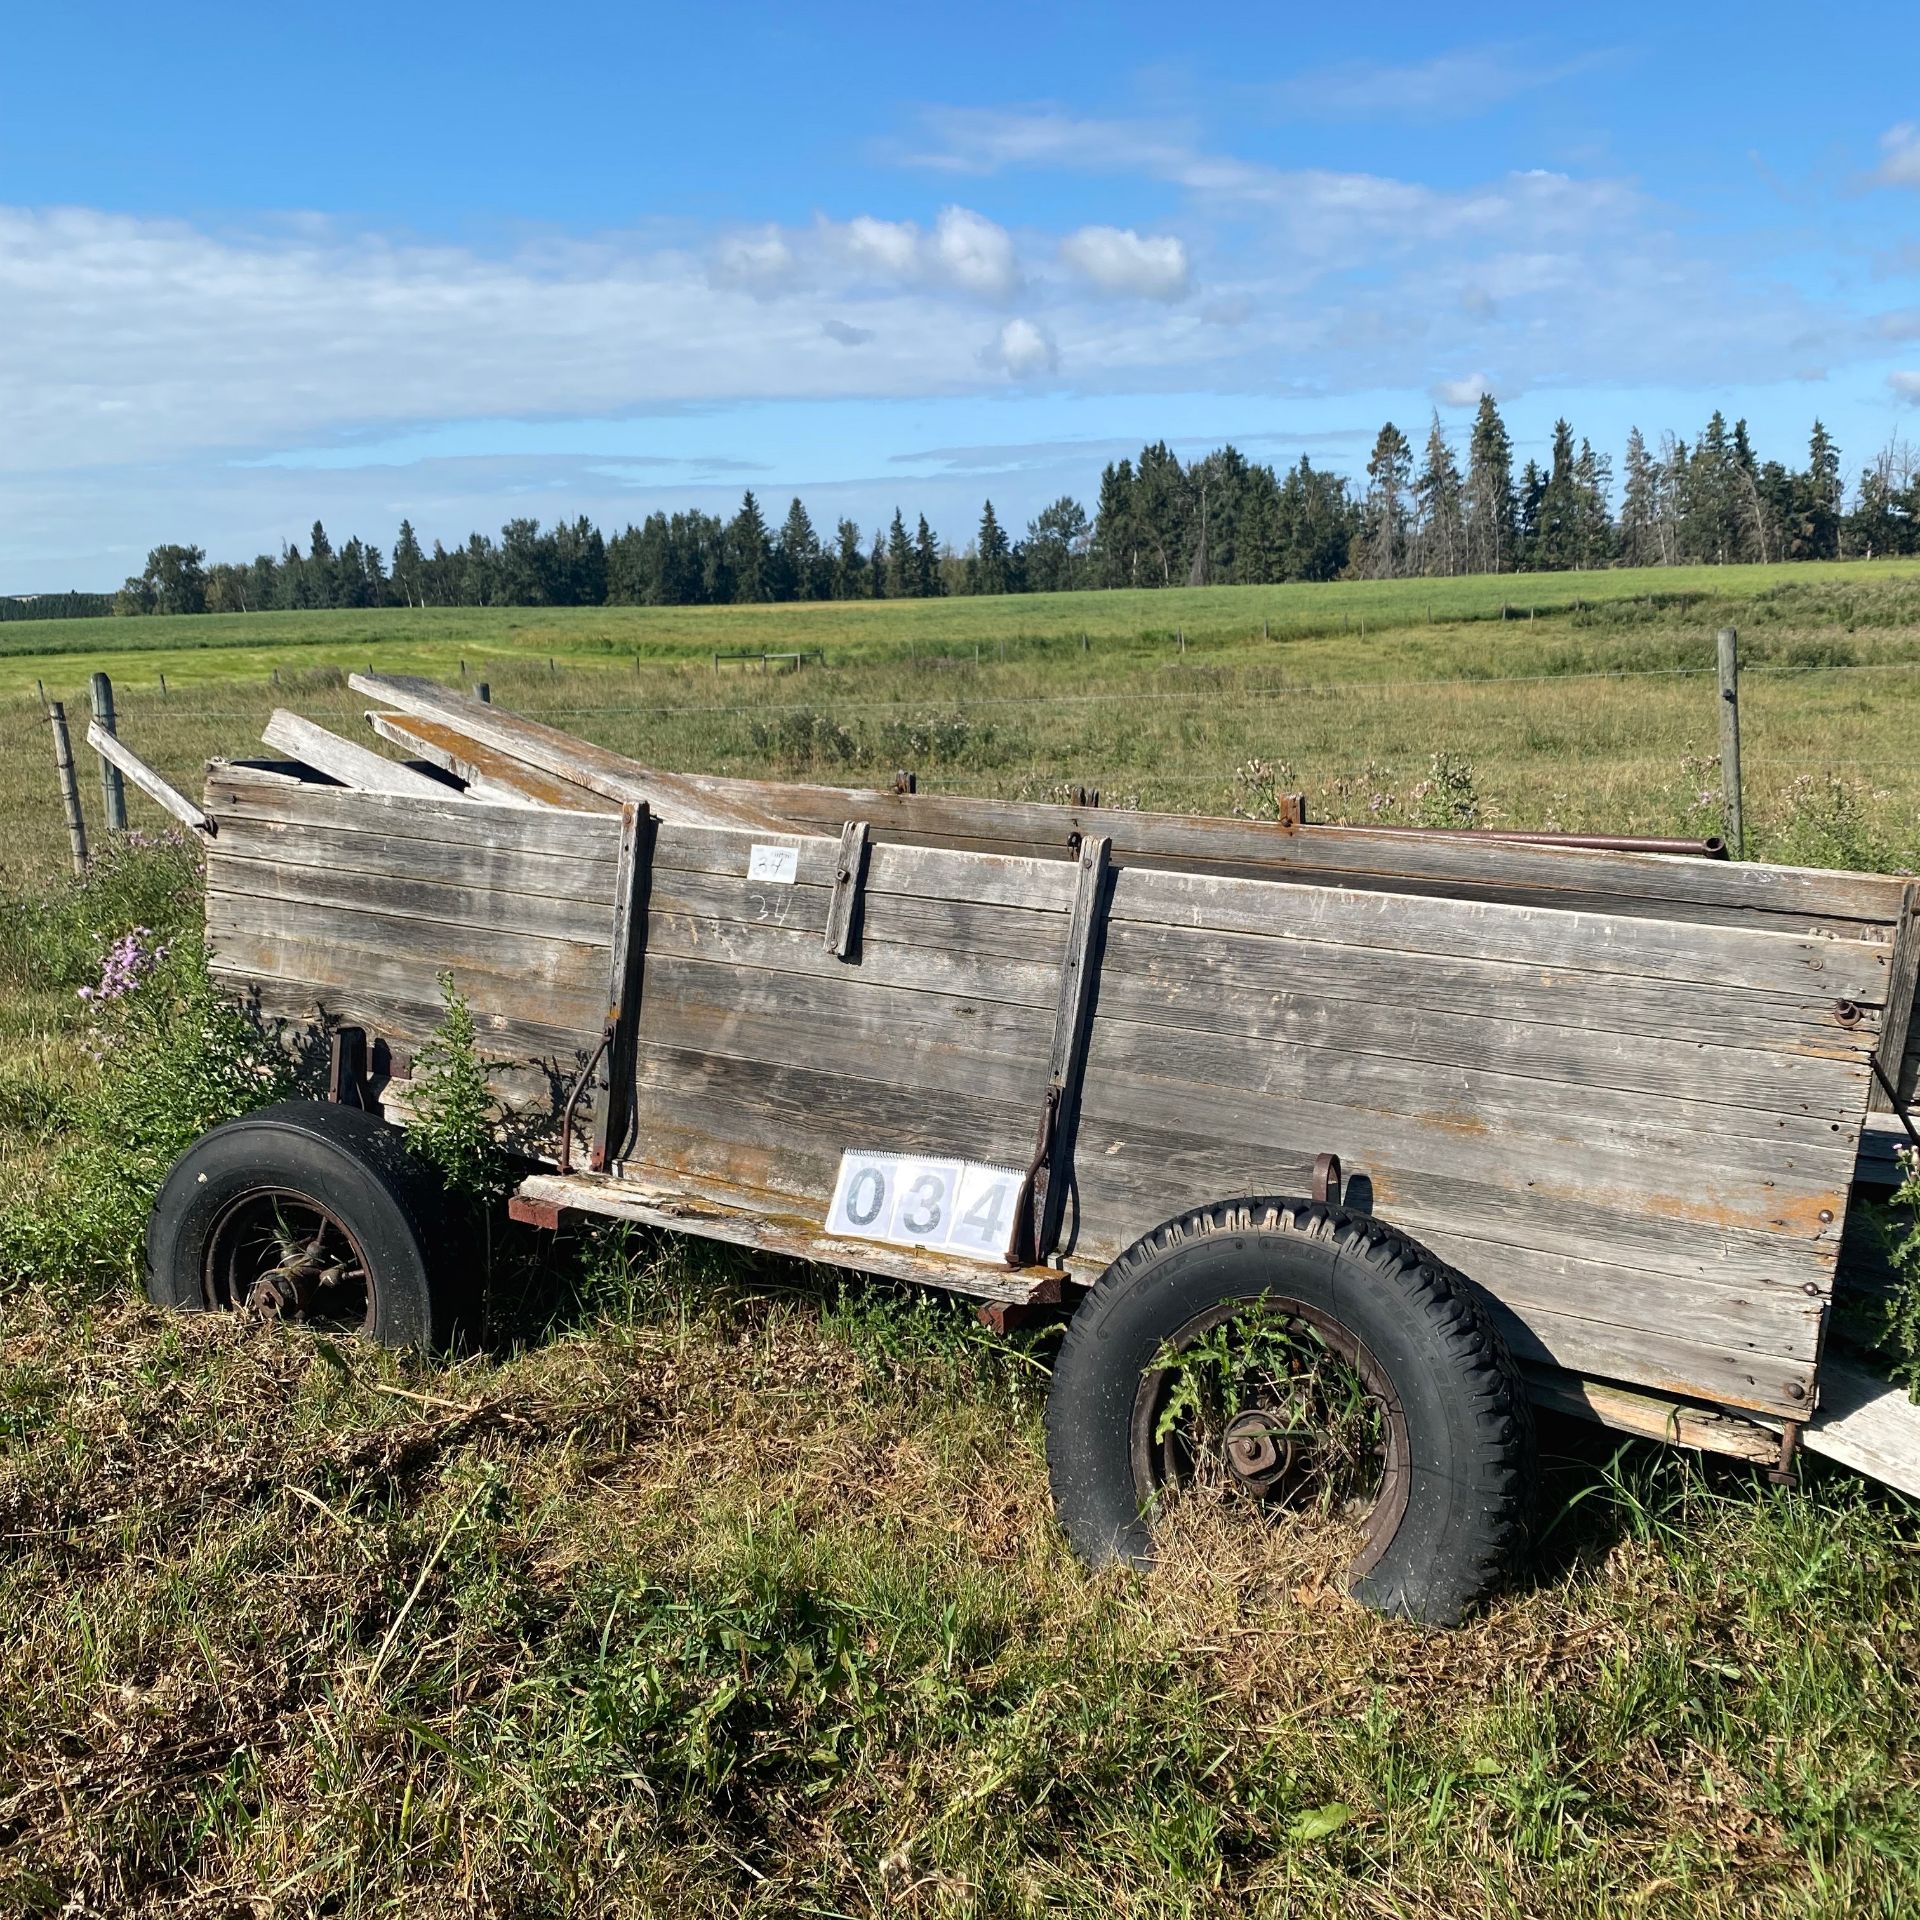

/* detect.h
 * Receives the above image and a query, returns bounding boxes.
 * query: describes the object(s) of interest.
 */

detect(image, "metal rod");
[90,671,127,832]
[47,701,88,875]
[1718,625,1744,860]
[1356,825,1729,858]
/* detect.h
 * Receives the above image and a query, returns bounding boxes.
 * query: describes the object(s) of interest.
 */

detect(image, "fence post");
[477,682,491,705]
[90,671,127,832]
[1717,626,1744,859]
[48,701,88,875]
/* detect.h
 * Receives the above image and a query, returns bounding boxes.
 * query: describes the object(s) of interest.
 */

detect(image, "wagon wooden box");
[109,672,1920,1622]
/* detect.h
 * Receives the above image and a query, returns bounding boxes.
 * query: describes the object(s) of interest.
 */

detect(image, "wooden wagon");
[101,672,1920,1624]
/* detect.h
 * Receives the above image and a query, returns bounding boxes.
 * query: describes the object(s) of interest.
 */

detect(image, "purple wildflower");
[78,927,168,1004]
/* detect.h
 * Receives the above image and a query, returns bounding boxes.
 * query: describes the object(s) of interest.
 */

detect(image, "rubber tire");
[146,1099,463,1351]
[1045,1197,1535,1626]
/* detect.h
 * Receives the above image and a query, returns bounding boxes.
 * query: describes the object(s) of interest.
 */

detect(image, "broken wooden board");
[260,710,461,800]
[1806,1354,1920,1499]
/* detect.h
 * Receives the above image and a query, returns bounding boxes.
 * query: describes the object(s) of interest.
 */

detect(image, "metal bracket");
[1311,1152,1343,1206]
[326,1027,370,1110]
[1009,835,1112,1268]
[1767,1417,1804,1488]
[584,802,654,1174]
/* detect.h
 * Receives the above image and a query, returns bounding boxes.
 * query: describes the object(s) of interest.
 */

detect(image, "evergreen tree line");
[61,401,1920,619]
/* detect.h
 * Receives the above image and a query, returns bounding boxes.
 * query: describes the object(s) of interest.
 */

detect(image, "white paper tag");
[825,1150,1024,1263]
[747,842,799,884]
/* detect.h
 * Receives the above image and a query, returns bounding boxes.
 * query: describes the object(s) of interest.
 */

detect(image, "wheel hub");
[1222,1409,1299,1492]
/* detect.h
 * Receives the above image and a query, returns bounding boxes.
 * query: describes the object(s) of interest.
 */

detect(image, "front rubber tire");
[1045,1197,1535,1626]
[146,1099,463,1350]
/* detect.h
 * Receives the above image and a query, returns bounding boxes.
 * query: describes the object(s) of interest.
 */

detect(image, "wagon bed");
[116,671,1920,1501]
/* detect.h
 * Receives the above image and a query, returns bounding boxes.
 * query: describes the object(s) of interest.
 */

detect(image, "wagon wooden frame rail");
[92,670,1920,1615]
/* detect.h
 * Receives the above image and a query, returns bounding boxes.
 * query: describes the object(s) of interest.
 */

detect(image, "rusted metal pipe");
[1360,826,1729,859]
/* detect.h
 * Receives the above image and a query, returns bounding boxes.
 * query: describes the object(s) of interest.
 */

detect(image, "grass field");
[3,562,1920,1914]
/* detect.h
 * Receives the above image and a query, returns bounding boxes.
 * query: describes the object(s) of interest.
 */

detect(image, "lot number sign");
[825,1151,1024,1264]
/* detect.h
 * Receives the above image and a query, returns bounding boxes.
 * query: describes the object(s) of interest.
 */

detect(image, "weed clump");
[0,936,293,1298]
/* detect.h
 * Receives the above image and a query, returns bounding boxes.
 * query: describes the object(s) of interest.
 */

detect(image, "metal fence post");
[1717,626,1744,860]
[48,701,89,875]
[90,671,127,832]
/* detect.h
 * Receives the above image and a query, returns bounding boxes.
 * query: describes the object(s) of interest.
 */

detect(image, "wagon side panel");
[618,824,1077,1214]
[1072,864,1894,1419]
[204,771,624,1145]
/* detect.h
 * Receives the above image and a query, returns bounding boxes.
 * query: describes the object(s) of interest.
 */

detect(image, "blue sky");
[4,1,1920,586]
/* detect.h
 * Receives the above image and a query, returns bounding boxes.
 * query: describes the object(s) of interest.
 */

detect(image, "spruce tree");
[885,510,913,598]
[1414,413,1464,577]
[913,514,942,597]
[973,500,1011,595]
[1357,422,1413,578]
[392,519,425,606]
[1464,394,1516,575]
[728,491,771,603]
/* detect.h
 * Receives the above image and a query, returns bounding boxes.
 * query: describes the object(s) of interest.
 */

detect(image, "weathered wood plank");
[1525,1372,1782,1464]
[1079,1012,1862,1181]
[592,805,652,1171]
[1087,965,1872,1139]
[513,1171,1056,1305]
[260,710,460,799]
[210,812,617,904]
[365,711,618,813]
[646,910,1065,1011]
[350,672,792,828]
[626,1048,1043,1203]
[87,722,213,834]
[205,772,618,862]
[652,822,1077,914]
[206,850,615,947]
[690,777,1909,927]
[635,953,1055,1105]
[1098,918,1876,1061]
[1871,884,1920,1113]
[1108,864,1893,1002]
[206,899,609,1038]
[647,870,1071,970]
[1805,1354,1920,1497]
[1067,1103,1843,1297]
[823,821,870,959]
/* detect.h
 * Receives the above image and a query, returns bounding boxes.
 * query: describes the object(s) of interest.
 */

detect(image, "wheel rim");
[202,1187,376,1334]
[1128,1295,1411,1580]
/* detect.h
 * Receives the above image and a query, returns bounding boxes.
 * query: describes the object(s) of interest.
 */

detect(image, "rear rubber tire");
[1045,1197,1535,1626]
[146,1099,464,1351]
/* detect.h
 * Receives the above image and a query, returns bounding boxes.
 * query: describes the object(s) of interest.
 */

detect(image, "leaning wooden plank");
[366,711,615,813]
[1871,883,1920,1113]
[1805,1354,1920,1498]
[260,710,463,800]
[349,672,789,828]
[86,721,212,836]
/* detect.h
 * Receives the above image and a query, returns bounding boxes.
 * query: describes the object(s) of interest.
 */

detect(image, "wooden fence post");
[477,682,491,705]
[90,671,127,832]
[48,701,88,875]
[1717,626,1744,859]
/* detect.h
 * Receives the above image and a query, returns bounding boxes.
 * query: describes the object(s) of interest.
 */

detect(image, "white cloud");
[989,317,1057,378]
[1433,373,1496,407]
[1892,371,1920,404]
[1060,226,1190,300]
[926,206,1018,298]
[1271,45,1611,122]
[1876,123,1920,188]
[709,226,796,294]
[840,214,919,278]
